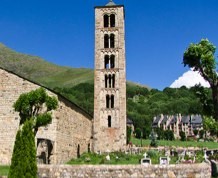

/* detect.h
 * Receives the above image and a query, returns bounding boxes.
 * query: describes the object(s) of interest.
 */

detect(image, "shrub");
[179,131,186,141]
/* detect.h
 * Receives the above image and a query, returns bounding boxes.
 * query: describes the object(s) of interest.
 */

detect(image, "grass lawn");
[0,165,9,176]
[67,152,143,165]
[131,137,218,149]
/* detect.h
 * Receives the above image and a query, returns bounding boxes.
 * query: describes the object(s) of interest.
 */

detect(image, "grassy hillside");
[0,43,94,88]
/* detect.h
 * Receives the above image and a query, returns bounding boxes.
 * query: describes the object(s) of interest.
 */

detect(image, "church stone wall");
[0,68,92,165]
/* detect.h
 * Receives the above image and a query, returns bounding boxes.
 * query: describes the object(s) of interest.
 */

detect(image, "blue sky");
[0,0,218,90]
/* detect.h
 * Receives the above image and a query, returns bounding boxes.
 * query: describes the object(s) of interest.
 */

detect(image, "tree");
[9,88,58,177]
[134,128,142,139]
[126,126,132,144]
[203,116,218,137]
[9,120,37,178]
[183,39,218,120]
[13,87,58,135]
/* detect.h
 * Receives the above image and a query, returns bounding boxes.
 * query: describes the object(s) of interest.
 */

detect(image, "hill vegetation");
[0,43,208,133]
[0,43,94,88]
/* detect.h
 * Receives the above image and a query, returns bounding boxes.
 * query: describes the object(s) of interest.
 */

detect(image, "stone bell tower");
[93,0,126,152]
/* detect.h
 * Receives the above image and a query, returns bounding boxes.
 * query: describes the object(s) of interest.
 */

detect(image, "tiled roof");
[191,115,202,124]
[181,116,190,124]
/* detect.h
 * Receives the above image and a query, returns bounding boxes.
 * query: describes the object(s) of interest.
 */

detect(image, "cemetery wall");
[37,163,211,178]
[0,68,93,164]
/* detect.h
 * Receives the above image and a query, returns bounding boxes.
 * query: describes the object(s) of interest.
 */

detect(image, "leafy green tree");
[13,87,58,135]
[134,128,142,139]
[142,126,150,139]
[191,85,214,116]
[9,120,37,178]
[9,88,58,177]
[183,39,218,120]
[203,116,218,137]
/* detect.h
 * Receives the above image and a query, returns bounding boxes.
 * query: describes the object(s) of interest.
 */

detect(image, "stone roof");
[191,115,202,124]
[181,116,190,124]
[106,0,116,6]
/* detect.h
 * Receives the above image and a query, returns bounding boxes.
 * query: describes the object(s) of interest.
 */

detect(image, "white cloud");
[170,70,210,88]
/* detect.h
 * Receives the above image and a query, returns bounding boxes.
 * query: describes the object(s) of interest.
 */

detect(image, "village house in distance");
[152,114,203,138]
[0,0,127,164]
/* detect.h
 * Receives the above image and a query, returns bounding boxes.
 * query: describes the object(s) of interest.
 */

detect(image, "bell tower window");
[104,14,109,27]
[108,116,112,127]
[110,14,115,27]
[110,55,115,68]
[110,34,115,48]
[104,34,109,48]
[104,55,115,69]
[103,14,116,28]
[106,95,115,108]
[105,74,115,88]
[104,34,115,48]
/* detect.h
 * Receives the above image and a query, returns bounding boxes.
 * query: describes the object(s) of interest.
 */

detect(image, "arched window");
[103,14,115,28]
[111,95,114,108]
[105,74,115,88]
[105,75,108,88]
[108,116,112,127]
[112,74,115,88]
[110,55,115,68]
[110,14,115,27]
[104,34,109,48]
[104,55,115,69]
[106,95,115,108]
[110,34,115,48]
[104,55,110,69]
[106,95,110,108]
[108,74,112,88]
[104,15,109,28]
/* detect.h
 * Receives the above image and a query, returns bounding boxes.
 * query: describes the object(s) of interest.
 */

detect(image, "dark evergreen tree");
[8,130,23,178]
[8,120,37,178]
[126,126,132,144]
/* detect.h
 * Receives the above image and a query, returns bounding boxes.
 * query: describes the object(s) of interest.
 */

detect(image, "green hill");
[0,43,94,89]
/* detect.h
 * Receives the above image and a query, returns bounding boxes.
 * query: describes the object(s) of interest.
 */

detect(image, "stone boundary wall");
[37,163,211,178]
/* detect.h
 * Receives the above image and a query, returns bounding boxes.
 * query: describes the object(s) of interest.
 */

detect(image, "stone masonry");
[93,2,126,153]
[0,68,93,165]
[37,163,211,178]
